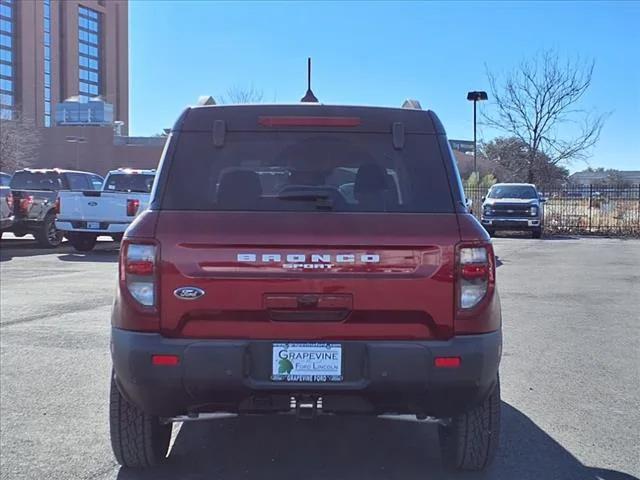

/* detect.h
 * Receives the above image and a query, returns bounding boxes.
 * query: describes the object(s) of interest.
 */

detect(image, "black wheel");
[34,213,63,248]
[439,376,501,471]
[13,230,27,238]
[531,228,542,239]
[68,232,98,252]
[109,373,172,468]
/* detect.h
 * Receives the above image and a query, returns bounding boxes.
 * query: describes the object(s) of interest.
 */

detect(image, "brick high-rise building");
[0,0,128,133]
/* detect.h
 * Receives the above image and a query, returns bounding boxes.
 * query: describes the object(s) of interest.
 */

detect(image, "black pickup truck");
[9,169,103,247]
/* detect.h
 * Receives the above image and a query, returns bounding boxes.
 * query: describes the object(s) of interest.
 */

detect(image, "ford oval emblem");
[174,287,205,300]
[88,201,98,206]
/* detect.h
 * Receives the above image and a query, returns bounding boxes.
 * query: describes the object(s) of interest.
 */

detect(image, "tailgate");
[59,191,148,222]
[11,190,55,219]
[156,212,460,341]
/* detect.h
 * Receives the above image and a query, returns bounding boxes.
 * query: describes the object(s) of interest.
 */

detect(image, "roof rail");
[401,99,422,110]
[197,95,216,106]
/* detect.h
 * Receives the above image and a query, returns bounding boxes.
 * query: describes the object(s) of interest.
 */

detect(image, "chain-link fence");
[464,185,640,236]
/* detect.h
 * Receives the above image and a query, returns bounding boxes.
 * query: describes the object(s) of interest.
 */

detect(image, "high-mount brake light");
[126,198,140,217]
[457,245,493,310]
[123,243,156,307]
[258,116,361,128]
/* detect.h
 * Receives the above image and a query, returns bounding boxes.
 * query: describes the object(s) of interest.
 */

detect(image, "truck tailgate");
[58,191,149,222]
[156,212,461,341]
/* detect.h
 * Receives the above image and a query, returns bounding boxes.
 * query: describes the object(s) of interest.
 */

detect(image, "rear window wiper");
[276,191,334,210]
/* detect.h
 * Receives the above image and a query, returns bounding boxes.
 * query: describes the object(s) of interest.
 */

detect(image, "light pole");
[65,135,87,170]
[466,91,488,178]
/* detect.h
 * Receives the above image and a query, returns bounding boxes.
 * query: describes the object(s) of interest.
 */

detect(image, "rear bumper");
[56,220,129,234]
[10,218,42,231]
[481,217,541,229]
[0,217,13,230]
[111,328,502,418]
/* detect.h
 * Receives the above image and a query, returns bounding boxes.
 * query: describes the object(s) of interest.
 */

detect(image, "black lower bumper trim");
[111,328,502,418]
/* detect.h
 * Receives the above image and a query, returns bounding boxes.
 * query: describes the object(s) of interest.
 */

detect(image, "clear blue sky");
[129,1,639,172]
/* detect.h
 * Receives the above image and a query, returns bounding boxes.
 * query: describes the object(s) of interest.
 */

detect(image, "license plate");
[87,222,100,229]
[271,343,342,382]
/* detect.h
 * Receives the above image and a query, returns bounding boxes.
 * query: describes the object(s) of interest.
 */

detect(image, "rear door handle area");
[264,294,353,322]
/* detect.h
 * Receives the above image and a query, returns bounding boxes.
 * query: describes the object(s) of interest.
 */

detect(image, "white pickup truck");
[56,169,156,251]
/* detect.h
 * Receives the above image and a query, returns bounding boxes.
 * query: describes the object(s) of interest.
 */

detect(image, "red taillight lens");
[151,354,180,366]
[126,198,140,217]
[434,356,461,368]
[461,264,489,280]
[126,260,154,276]
[122,243,156,307]
[258,116,361,127]
[457,244,494,310]
[54,196,60,215]
[19,195,34,214]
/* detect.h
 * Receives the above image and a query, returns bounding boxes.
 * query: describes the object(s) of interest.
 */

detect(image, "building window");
[43,0,51,126]
[78,5,101,102]
[0,0,13,119]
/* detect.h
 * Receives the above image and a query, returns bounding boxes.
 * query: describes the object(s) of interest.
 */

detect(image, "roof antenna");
[300,57,319,103]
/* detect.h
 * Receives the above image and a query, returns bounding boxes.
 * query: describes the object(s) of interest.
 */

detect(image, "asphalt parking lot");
[1,234,639,480]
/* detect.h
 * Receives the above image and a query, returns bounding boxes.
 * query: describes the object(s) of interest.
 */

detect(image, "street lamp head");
[467,91,488,102]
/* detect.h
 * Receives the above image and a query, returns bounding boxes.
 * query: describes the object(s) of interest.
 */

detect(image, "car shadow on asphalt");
[0,239,119,262]
[115,402,638,480]
[57,248,120,263]
[0,238,72,261]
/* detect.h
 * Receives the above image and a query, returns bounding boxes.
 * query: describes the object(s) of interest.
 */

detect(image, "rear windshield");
[160,132,454,213]
[488,185,538,199]
[10,171,63,191]
[104,174,155,193]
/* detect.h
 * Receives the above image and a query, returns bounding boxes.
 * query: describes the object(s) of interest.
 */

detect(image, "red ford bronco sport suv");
[110,102,502,471]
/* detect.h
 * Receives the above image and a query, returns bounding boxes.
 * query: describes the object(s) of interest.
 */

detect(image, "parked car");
[0,172,12,187]
[9,168,104,248]
[0,185,14,235]
[56,168,156,251]
[480,183,545,238]
[110,102,502,471]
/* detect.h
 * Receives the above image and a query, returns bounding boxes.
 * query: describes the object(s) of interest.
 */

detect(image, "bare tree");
[219,84,264,104]
[482,51,607,183]
[0,114,41,172]
[481,136,569,186]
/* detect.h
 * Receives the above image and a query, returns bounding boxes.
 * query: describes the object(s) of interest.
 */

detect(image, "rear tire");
[34,213,63,248]
[532,228,542,239]
[439,376,501,471]
[68,232,98,252]
[109,373,172,468]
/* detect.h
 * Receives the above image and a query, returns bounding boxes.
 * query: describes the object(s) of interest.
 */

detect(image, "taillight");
[122,242,156,307]
[54,196,60,215]
[457,244,494,310]
[5,192,13,211]
[19,195,34,214]
[126,198,140,217]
